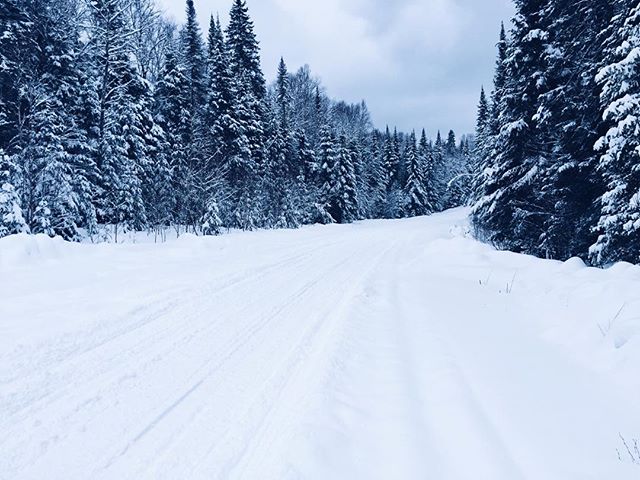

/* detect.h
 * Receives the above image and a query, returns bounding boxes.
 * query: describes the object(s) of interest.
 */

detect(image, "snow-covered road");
[2,209,640,479]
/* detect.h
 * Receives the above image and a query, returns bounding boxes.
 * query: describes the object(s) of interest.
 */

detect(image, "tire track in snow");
[96,241,362,476]
[1,238,350,477]
[1,240,344,421]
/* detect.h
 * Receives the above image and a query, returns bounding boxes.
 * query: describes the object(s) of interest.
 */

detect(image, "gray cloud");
[157,0,514,136]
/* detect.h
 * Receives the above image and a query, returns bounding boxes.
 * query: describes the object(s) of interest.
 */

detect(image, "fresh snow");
[1,208,640,479]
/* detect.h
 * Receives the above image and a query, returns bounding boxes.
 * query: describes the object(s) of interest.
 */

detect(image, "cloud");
[157,0,514,135]
[268,0,393,85]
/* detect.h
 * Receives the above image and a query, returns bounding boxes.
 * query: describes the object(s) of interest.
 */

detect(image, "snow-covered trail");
[2,209,640,479]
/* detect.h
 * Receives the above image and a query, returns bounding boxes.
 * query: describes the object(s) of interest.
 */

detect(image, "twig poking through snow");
[505,271,517,294]
[598,303,626,338]
[619,434,640,465]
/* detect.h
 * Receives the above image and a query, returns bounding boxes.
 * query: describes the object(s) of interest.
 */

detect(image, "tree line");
[0,0,471,241]
[472,0,640,266]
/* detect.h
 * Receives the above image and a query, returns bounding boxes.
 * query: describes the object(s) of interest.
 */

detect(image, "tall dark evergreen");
[470,0,640,266]
[332,134,359,224]
[404,131,429,216]
[473,88,490,177]
[591,1,640,265]
[489,22,508,137]
[318,125,339,223]
[182,0,206,119]
[226,0,266,164]
[418,129,438,214]
[534,0,616,259]
[178,0,208,229]
[155,49,190,229]
[0,152,26,235]
[472,0,552,254]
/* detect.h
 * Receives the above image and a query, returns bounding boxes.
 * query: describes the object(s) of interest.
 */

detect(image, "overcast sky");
[157,0,514,136]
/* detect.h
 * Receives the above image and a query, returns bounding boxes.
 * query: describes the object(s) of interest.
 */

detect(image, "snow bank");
[0,233,75,269]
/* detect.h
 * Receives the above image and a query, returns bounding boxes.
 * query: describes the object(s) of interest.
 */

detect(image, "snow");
[2,208,640,479]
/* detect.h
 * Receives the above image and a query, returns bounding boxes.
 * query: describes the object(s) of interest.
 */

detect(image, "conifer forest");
[0,0,472,243]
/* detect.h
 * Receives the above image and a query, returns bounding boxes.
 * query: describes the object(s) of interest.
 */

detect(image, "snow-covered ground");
[2,208,640,479]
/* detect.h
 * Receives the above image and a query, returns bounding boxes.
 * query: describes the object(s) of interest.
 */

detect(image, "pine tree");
[489,22,508,137]
[292,128,318,223]
[0,0,30,151]
[445,130,457,157]
[591,1,640,265]
[276,57,292,130]
[2,0,97,239]
[204,15,244,229]
[472,0,552,253]
[419,129,438,213]
[87,0,149,239]
[472,24,508,222]
[179,0,207,229]
[0,152,26,236]
[365,130,386,218]
[201,196,222,235]
[381,127,404,218]
[382,126,397,192]
[473,87,490,190]
[155,49,191,229]
[263,104,295,227]
[432,131,446,210]
[318,126,339,223]
[447,137,473,207]
[182,0,206,119]
[332,134,359,223]
[404,131,429,217]
[533,0,616,260]
[226,0,266,166]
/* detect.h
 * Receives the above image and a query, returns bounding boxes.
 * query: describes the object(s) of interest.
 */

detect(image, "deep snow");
[1,208,640,479]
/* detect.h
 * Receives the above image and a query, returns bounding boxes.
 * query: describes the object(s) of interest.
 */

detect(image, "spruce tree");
[535,0,616,259]
[404,131,429,217]
[432,131,446,211]
[318,126,339,223]
[472,0,552,253]
[226,0,266,166]
[179,0,207,229]
[419,129,438,213]
[155,49,191,229]
[3,0,96,239]
[0,152,26,236]
[333,134,359,224]
[489,23,508,137]
[182,0,206,119]
[366,130,387,218]
[473,87,490,189]
[591,1,640,265]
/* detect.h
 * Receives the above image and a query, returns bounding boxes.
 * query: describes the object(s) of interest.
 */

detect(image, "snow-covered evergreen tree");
[472,0,552,253]
[155,49,190,229]
[226,0,266,166]
[591,1,640,265]
[404,131,429,217]
[0,152,26,236]
[472,87,490,194]
[331,134,359,224]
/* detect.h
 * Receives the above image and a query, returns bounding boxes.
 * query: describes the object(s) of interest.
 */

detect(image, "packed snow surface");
[2,209,640,479]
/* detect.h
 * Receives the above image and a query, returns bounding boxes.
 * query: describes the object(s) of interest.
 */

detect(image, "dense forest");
[473,0,640,267]
[0,0,471,241]
[4,0,639,268]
